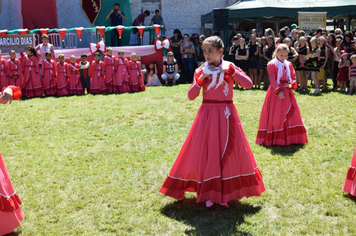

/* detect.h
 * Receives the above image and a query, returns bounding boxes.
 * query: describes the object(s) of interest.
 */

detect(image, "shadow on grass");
[266,144,306,156]
[161,198,261,236]
[343,193,356,203]
[4,231,20,236]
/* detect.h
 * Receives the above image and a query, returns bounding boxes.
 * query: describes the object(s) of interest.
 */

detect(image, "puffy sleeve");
[267,62,281,94]
[188,67,203,100]
[225,63,252,89]
[1,86,22,100]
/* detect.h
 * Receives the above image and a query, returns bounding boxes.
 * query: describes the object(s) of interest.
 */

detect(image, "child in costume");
[104,47,116,92]
[56,54,69,96]
[0,49,8,90]
[68,55,83,95]
[336,51,350,93]
[6,50,23,89]
[128,53,145,92]
[41,51,57,96]
[0,86,23,235]
[115,51,129,93]
[160,36,265,209]
[256,44,308,146]
[348,54,356,95]
[79,53,91,94]
[22,46,44,97]
[90,52,108,94]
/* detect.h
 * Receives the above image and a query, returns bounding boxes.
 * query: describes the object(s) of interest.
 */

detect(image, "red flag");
[21,0,58,30]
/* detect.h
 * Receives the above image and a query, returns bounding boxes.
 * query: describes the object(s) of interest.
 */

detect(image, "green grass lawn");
[1,82,356,235]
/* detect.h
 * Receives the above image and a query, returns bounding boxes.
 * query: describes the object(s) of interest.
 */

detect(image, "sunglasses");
[168,55,173,57]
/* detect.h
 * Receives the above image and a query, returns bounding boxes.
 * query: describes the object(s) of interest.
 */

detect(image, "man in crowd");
[106,3,127,46]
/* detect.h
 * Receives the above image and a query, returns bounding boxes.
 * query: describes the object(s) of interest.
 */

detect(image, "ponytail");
[26,46,39,60]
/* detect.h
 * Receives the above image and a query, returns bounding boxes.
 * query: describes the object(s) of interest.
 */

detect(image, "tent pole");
[347,15,351,31]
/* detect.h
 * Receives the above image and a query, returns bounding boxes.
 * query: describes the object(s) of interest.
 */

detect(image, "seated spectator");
[161,51,180,85]
[146,62,162,86]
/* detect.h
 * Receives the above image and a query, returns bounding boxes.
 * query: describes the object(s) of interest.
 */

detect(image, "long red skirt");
[160,102,265,204]
[343,147,356,196]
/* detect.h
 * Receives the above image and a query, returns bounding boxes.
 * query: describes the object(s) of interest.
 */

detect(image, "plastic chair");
[48,33,62,49]
[91,31,98,43]
[64,33,78,49]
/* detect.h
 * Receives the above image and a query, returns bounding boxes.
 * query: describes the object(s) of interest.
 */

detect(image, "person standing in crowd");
[130,10,150,46]
[6,50,22,89]
[68,55,83,95]
[90,52,107,94]
[295,36,309,93]
[197,35,206,67]
[205,29,212,38]
[35,34,55,74]
[248,34,259,88]
[332,38,342,91]
[22,46,44,97]
[337,51,350,93]
[276,28,287,44]
[257,37,267,89]
[235,37,249,74]
[262,35,275,89]
[171,29,183,71]
[79,53,90,94]
[348,54,356,95]
[256,44,308,146]
[115,50,129,93]
[180,34,195,83]
[104,47,116,92]
[56,54,69,96]
[41,51,57,96]
[161,51,180,85]
[128,53,145,92]
[0,50,8,90]
[228,36,239,65]
[339,31,356,57]
[160,36,265,209]
[291,28,299,47]
[149,9,165,37]
[105,3,127,46]
[326,33,336,90]
[308,37,321,95]
[317,36,329,91]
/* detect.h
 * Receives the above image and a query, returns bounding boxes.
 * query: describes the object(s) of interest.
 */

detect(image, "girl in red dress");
[343,147,356,196]
[0,49,8,90]
[22,46,44,97]
[68,55,83,95]
[90,52,108,94]
[336,51,350,93]
[128,53,145,92]
[160,36,265,209]
[256,44,308,146]
[6,50,23,89]
[41,51,57,96]
[104,47,116,93]
[115,51,129,93]
[0,86,23,235]
[56,54,69,96]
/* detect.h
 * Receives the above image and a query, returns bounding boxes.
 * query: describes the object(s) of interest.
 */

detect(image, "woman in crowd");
[162,51,180,85]
[247,34,259,88]
[180,34,195,83]
[171,29,183,71]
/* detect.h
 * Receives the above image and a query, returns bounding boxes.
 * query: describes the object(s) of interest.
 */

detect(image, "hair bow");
[154,37,171,52]
[89,40,106,54]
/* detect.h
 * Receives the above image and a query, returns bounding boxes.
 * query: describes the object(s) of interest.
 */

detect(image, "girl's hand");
[320,65,325,69]
[13,75,18,79]
[278,91,285,99]
[283,84,292,88]
[0,88,13,104]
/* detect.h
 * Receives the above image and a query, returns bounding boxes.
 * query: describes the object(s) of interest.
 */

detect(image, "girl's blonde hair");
[310,37,318,48]
[58,54,65,59]
[118,50,124,56]
[130,53,137,59]
[166,51,175,61]
[106,47,113,52]
[9,50,15,55]
[203,36,224,50]
[272,43,289,58]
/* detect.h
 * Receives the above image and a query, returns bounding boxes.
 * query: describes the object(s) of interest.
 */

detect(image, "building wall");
[130,0,236,38]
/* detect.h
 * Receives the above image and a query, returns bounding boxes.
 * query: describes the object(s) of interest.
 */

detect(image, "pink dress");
[115,57,129,93]
[56,62,69,96]
[6,58,23,89]
[256,60,308,146]
[0,57,8,90]
[68,62,83,95]
[343,147,356,196]
[22,55,44,97]
[160,61,265,204]
[104,55,116,92]
[128,60,145,92]
[90,60,108,94]
[41,59,57,96]
[0,87,23,235]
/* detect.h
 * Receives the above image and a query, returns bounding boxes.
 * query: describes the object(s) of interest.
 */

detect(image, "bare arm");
[106,10,114,20]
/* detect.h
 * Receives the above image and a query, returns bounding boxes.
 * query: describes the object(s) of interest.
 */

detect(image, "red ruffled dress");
[104,55,116,92]
[41,59,57,96]
[343,147,356,196]
[128,60,145,92]
[115,57,129,93]
[90,60,108,94]
[0,86,23,235]
[160,61,265,204]
[22,55,44,97]
[256,59,308,146]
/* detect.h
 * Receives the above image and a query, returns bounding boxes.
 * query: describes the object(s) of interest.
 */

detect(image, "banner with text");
[0,34,35,53]
[298,12,327,35]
